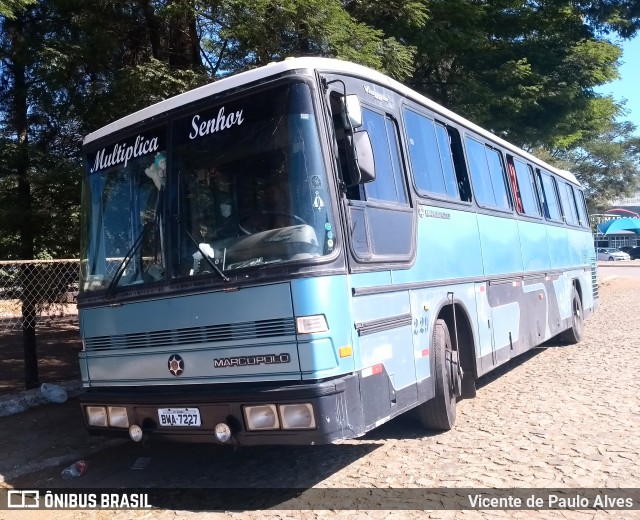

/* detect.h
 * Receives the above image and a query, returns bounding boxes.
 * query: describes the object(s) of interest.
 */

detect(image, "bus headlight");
[108,406,129,428]
[295,315,328,334]
[244,404,280,430]
[279,403,315,429]
[86,406,108,427]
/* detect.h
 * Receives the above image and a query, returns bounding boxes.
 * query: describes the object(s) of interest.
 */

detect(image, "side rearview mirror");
[353,131,375,183]
[344,130,376,187]
[343,94,363,129]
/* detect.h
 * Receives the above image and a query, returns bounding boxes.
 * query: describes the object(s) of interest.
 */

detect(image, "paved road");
[5,275,640,519]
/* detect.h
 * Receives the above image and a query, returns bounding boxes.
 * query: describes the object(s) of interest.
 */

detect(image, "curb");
[598,261,640,266]
[0,380,84,417]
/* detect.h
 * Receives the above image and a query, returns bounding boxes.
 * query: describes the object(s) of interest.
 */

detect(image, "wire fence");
[0,259,80,334]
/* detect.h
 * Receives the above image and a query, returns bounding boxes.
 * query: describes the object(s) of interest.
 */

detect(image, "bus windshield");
[80,81,335,292]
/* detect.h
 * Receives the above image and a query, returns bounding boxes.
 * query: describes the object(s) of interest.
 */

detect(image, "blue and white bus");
[78,57,598,445]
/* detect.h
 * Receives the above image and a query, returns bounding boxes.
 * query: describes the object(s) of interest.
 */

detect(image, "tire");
[609,256,614,261]
[559,286,583,345]
[417,319,461,431]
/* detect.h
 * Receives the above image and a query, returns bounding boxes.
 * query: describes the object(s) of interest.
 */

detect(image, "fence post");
[20,263,39,389]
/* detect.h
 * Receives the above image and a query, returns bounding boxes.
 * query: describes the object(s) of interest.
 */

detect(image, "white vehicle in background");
[597,248,631,261]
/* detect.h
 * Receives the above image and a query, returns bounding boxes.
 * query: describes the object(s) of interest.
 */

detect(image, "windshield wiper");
[174,216,230,282]
[105,221,151,297]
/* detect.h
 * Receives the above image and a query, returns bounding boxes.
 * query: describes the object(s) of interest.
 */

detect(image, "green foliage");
[1,0,640,261]
[406,1,630,150]
[111,59,210,113]
[539,118,640,211]
[0,0,34,18]
[212,0,416,79]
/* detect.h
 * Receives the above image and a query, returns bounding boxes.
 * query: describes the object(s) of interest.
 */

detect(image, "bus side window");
[360,108,407,204]
[537,170,562,221]
[402,108,470,202]
[465,136,510,210]
[505,155,524,213]
[403,108,458,199]
[558,181,579,225]
[447,126,472,202]
[574,187,589,227]
[511,157,542,217]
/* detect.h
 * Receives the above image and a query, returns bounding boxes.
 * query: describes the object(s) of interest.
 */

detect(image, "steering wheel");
[239,211,307,235]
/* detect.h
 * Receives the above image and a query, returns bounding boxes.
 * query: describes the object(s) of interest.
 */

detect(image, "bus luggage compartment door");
[474,282,496,371]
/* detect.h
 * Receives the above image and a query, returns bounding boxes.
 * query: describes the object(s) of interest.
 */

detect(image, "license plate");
[157,407,201,427]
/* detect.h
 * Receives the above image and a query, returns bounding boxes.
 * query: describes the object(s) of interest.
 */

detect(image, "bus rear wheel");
[417,319,461,431]
[559,286,583,344]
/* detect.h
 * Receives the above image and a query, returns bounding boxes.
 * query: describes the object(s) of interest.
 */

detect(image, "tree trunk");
[7,13,39,389]
[139,0,163,60]
[167,1,202,70]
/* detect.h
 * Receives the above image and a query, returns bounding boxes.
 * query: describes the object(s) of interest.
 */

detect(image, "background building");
[592,191,640,248]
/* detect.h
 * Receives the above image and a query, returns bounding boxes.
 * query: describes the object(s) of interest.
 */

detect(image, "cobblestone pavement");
[3,276,640,519]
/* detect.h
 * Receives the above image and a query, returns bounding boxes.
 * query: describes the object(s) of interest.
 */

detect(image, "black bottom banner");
[3,488,640,511]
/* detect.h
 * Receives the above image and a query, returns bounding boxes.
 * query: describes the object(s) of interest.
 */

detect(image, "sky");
[595,36,640,128]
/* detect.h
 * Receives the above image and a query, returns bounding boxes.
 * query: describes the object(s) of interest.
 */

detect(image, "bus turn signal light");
[339,346,353,358]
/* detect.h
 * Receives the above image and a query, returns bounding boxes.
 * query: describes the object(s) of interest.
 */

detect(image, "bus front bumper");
[79,375,365,446]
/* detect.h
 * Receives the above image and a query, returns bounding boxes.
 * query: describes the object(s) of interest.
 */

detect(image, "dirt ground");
[0,321,82,395]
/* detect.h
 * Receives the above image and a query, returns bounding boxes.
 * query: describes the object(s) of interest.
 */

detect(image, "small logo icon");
[8,490,40,508]
[168,354,184,376]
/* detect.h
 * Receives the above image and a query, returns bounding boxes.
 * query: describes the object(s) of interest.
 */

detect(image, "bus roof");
[83,57,579,185]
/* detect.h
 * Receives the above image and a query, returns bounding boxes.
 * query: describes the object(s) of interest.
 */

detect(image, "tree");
[538,116,640,211]
[203,0,419,80]
[0,0,34,18]
[2,0,640,390]
[0,3,41,387]
[404,0,639,149]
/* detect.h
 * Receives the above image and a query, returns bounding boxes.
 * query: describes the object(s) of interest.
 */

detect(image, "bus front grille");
[84,317,296,351]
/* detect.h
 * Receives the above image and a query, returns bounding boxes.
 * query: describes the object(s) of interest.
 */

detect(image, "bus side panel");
[290,275,355,379]
[546,225,572,268]
[473,283,495,372]
[350,287,415,389]
[521,281,550,347]
[518,220,551,272]
[566,227,597,314]
[391,205,482,284]
[567,227,588,267]
[555,268,593,324]
[349,275,420,425]
[487,286,520,365]
[477,214,524,276]
[410,283,478,380]
[391,206,484,285]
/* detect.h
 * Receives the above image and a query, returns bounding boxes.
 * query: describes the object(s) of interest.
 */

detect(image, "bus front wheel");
[417,319,460,431]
